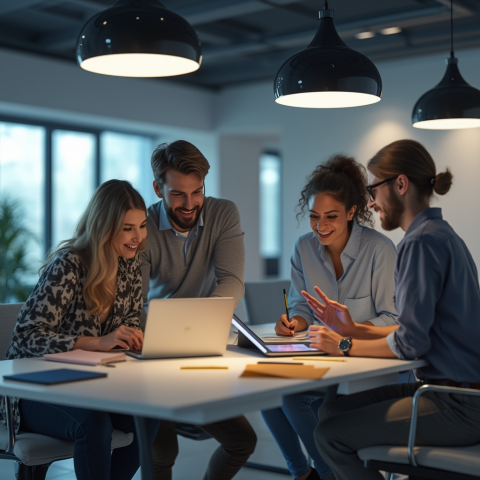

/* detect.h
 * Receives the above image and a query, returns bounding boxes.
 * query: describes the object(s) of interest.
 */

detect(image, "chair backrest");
[243,279,291,325]
[0,303,23,358]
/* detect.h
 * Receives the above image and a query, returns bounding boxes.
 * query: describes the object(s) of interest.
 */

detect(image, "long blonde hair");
[42,180,146,315]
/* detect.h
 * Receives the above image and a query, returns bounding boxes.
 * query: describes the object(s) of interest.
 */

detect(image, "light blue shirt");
[158,200,204,264]
[289,221,398,327]
[387,208,480,382]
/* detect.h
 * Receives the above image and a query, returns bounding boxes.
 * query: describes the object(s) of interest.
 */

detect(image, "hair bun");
[433,169,453,195]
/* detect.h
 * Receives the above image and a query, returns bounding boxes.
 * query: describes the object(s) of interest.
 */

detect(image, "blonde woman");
[0,180,159,480]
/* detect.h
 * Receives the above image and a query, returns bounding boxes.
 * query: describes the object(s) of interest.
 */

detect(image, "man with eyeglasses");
[140,140,256,480]
[303,139,480,480]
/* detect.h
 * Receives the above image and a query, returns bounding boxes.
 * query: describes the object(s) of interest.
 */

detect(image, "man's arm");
[211,202,245,307]
[368,240,398,327]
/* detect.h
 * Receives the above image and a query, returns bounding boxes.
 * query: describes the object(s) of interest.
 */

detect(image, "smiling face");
[309,193,356,251]
[111,208,147,258]
[154,169,205,232]
[367,174,404,231]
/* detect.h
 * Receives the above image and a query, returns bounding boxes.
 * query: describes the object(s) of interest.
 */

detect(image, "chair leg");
[15,462,51,480]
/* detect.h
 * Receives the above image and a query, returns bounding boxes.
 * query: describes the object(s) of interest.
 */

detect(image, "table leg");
[134,416,155,480]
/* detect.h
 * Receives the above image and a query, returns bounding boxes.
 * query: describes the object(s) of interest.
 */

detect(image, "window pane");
[52,130,96,249]
[0,122,45,288]
[100,131,156,207]
[260,152,282,259]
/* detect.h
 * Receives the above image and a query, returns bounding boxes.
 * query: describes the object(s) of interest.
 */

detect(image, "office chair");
[358,384,480,480]
[244,279,291,325]
[0,303,134,480]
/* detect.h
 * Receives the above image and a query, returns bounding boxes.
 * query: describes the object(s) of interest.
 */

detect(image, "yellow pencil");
[180,366,229,370]
[292,357,345,362]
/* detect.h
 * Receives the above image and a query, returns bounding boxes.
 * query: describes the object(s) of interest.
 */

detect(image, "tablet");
[232,315,326,357]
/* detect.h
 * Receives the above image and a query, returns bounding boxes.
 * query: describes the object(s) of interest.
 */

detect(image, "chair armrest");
[407,384,480,467]
[2,395,15,455]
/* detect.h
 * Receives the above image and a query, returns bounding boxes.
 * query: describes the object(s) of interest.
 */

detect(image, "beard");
[166,203,203,231]
[379,187,404,231]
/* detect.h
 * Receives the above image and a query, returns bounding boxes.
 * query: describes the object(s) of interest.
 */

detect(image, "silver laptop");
[127,297,235,359]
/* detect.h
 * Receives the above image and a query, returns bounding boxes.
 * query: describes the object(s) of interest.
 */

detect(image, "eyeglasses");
[365,176,398,202]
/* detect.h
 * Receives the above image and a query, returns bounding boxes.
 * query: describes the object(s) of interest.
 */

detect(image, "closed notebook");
[240,364,329,380]
[44,349,126,366]
[3,368,107,385]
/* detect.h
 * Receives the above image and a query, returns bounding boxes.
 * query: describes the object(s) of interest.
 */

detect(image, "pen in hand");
[282,289,295,332]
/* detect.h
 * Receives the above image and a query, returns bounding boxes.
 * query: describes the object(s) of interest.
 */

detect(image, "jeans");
[19,399,160,480]
[152,417,257,480]
[262,393,334,479]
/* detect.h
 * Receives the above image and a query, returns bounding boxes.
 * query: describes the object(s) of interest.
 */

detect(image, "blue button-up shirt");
[158,200,204,264]
[289,221,398,327]
[387,208,480,382]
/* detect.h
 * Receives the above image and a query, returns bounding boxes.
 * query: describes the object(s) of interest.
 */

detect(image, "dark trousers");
[19,399,160,480]
[152,416,257,480]
[314,382,480,480]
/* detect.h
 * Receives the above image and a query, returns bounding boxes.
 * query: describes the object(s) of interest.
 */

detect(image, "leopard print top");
[0,249,143,433]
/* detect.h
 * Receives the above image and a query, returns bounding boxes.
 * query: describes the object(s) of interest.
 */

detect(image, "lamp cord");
[324,1,329,9]
[450,0,454,58]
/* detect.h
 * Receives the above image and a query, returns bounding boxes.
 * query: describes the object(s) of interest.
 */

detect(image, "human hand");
[308,325,343,355]
[98,326,144,351]
[302,286,357,336]
[275,314,298,336]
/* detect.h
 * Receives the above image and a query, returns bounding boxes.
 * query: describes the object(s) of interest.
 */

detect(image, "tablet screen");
[266,344,319,353]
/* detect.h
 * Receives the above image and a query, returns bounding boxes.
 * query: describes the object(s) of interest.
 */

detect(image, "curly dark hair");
[296,154,374,227]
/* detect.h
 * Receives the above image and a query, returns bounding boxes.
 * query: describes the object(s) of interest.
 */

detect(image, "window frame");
[0,113,156,255]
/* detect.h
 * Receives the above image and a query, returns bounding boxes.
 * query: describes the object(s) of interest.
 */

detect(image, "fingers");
[314,286,349,311]
[275,315,294,336]
[115,326,143,350]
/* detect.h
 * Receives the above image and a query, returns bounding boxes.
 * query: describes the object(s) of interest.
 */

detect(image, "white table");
[0,344,427,479]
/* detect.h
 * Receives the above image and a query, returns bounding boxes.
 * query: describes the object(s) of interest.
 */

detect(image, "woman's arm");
[12,253,81,356]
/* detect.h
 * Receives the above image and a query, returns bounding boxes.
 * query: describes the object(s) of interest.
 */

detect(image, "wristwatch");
[338,337,352,356]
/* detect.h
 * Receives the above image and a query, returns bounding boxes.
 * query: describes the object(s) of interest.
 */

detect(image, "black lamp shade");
[412,57,480,129]
[77,0,202,77]
[274,10,382,108]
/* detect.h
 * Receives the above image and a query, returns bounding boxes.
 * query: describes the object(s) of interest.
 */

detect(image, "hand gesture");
[308,325,343,355]
[302,286,356,337]
[275,314,298,336]
[98,326,144,351]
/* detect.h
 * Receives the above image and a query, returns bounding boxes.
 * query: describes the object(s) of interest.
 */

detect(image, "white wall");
[215,47,480,277]
[218,134,278,282]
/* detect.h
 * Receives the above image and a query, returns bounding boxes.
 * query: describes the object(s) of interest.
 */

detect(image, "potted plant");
[0,197,37,302]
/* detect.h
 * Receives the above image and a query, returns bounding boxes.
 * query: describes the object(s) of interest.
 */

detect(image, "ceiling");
[1,0,479,90]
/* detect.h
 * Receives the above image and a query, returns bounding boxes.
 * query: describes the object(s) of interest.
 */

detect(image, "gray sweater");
[140,197,245,326]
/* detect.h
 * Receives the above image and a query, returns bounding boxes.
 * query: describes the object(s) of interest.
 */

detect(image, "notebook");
[44,349,126,366]
[233,315,326,357]
[3,368,107,385]
[127,297,235,359]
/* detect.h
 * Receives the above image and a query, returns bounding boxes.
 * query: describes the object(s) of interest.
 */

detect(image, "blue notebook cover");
[3,368,107,385]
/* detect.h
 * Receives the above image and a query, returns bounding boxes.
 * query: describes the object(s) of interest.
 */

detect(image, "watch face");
[339,338,351,351]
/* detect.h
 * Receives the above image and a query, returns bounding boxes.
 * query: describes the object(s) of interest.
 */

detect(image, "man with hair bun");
[304,139,480,480]
[141,140,256,480]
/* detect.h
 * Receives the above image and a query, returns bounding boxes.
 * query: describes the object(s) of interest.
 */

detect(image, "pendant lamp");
[274,1,382,108]
[412,0,480,129]
[76,0,202,77]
